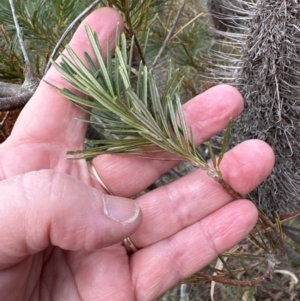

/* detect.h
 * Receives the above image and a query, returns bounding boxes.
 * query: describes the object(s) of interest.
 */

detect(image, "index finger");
[11,8,124,147]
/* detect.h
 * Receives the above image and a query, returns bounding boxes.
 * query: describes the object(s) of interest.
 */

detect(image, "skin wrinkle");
[59,102,83,142]
[25,191,41,255]
[184,85,243,142]
[95,154,172,197]
[201,201,256,253]
[169,229,210,276]
[48,176,85,250]
[20,89,88,145]
[135,226,212,301]
[68,251,95,293]
[133,250,166,300]
[135,193,164,243]
[29,173,53,254]
[155,250,183,299]
[71,248,132,301]
[0,208,24,263]
[105,157,145,193]
[143,190,180,242]
[200,216,228,257]
[159,172,218,229]
[42,249,79,301]
[0,257,33,299]
[164,236,192,281]
[2,168,137,269]
[65,253,82,301]
[160,183,193,230]
[13,177,39,258]
[0,142,49,179]
[220,140,274,195]
[173,225,213,274]
[138,204,258,292]
[132,168,232,247]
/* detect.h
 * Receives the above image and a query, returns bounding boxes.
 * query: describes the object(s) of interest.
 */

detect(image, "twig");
[206,166,242,199]
[0,89,37,111]
[9,0,30,66]
[171,12,204,39]
[259,212,286,257]
[0,111,9,139]
[0,0,40,112]
[196,253,277,287]
[150,0,187,68]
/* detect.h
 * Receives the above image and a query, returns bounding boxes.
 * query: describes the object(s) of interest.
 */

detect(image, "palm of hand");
[0,8,274,301]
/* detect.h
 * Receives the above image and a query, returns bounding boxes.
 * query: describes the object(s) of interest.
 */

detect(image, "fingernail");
[102,195,140,224]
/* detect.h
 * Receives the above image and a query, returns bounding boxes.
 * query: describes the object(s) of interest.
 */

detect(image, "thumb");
[0,170,141,268]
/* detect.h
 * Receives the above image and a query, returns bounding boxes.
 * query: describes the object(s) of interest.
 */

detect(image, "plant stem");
[206,166,242,200]
[9,0,30,66]
[0,0,40,111]
[151,0,187,68]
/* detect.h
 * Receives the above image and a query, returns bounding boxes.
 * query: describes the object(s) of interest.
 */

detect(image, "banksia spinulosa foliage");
[208,0,300,218]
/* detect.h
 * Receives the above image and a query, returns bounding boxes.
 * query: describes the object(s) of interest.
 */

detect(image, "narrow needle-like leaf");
[85,25,115,96]
[49,25,209,170]
[207,141,217,169]
[217,119,232,167]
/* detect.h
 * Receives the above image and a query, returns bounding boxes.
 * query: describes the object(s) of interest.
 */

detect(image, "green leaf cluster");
[50,25,207,167]
[0,25,24,81]
[0,0,92,81]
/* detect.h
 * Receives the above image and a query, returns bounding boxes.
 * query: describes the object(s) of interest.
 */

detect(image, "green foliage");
[0,0,211,96]
[50,25,207,167]
[0,0,92,81]
[145,0,211,97]
[0,25,24,81]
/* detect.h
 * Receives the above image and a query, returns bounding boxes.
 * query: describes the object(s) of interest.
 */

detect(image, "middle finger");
[131,139,274,247]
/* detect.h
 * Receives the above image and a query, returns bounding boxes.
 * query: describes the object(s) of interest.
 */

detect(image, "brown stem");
[259,212,286,257]
[196,253,276,287]
[206,167,242,200]
[0,111,9,139]
[0,91,34,111]
[0,65,40,111]
[125,27,146,66]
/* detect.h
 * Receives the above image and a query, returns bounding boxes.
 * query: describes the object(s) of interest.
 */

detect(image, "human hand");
[0,8,274,301]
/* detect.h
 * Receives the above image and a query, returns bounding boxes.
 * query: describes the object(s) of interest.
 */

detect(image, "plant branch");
[151,0,186,68]
[0,0,40,111]
[196,253,277,287]
[9,0,30,66]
